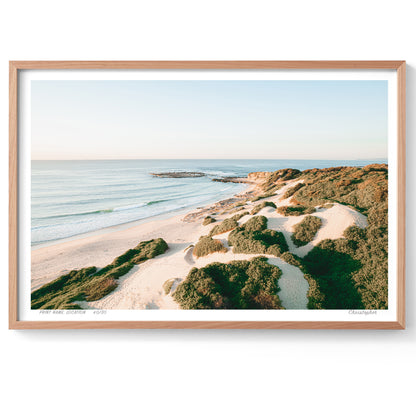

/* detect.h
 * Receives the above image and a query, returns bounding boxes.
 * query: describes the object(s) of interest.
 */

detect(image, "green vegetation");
[260,169,302,192]
[279,251,302,267]
[228,216,288,257]
[163,278,176,295]
[231,211,249,221]
[277,205,316,216]
[209,218,238,236]
[289,165,388,309]
[229,206,245,214]
[203,216,216,226]
[294,165,387,212]
[31,238,169,310]
[193,236,228,258]
[173,257,283,309]
[301,240,363,309]
[291,216,322,247]
[250,201,276,215]
[283,182,305,199]
[251,192,275,202]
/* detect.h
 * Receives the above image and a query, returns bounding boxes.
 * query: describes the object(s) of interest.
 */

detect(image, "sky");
[31,80,388,160]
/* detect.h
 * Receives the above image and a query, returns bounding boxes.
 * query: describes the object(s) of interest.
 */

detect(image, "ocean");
[31,159,386,245]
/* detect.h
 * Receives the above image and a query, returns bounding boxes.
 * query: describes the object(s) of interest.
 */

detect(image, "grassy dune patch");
[203,216,216,226]
[209,218,238,236]
[277,205,316,216]
[283,182,305,199]
[292,165,388,309]
[231,211,249,221]
[228,216,288,257]
[193,236,227,258]
[250,201,276,215]
[163,278,178,295]
[173,257,283,309]
[31,238,169,310]
[291,215,322,247]
[260,169,302,192]
[251,192,275,202]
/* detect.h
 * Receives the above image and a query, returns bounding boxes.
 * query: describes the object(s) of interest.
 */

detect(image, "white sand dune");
[31,178,368,311]
[265,203,368,257]
[267,257,309,309]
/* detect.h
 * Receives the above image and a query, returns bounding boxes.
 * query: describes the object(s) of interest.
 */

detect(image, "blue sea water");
[31,159,386,245]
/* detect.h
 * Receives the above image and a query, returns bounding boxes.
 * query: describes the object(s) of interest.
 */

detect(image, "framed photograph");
[9,61,406,329]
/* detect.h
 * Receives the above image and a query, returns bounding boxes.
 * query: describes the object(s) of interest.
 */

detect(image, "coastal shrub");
[31,238,169,310]
[291,216,322,247]
[260,169,301,192]
[294,165,388,212]
[163,279,176,295]
[209,218,238,236]
[30,267,97,310]
[297,216,387,310]
[203,216,216,226]
[301,241,363,309]
[292,165,388,309]
[283,182,305,199]
[229,206,245,214]
[279,252,302,267]
[231,211,249,222]
[242,215,267,232]
[245,164,388,310]
[193,236,228,258]
[250,201,276,215]
[303,273,326,309]
[251,192,275,202]
[277,205,316,216]
[228,216,288,257]
[173,257,283,309]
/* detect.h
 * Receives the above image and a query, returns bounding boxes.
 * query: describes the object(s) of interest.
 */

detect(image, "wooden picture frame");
[9,61,406,329]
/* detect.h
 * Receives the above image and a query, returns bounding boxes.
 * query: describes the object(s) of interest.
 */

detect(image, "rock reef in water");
[212,176,252,183]
[151,171,206,178]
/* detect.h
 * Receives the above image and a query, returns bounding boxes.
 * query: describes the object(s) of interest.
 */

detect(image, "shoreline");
[32,179,254,250]
[31,164,378,310]
[31,179,260,291]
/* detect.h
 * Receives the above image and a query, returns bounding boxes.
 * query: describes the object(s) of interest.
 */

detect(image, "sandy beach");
[32,177,368,310]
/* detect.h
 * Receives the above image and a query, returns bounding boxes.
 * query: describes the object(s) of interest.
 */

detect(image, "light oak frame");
[9,61,406,329]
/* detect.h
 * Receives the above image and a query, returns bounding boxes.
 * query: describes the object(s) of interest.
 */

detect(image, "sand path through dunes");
[258,203,368,258]
[267,258,308,309]
[33,178,367,311]
[87,240,309,310]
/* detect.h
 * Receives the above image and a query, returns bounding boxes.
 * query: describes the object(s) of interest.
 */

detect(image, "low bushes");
[260,169,301,192]
[173,257,283,309]
[193,236,227,258]
[31,238,169,310]
[301,241,363,309]
[251,192,275,202]
[163,279,176,295]
[231,211,249,221]
[228,216,288,257]
[209,218,238,236]
[291,215,322,247]
[250,201,276,215]
[279,251,302,267]
[277,205,316,216]
[203,216,216,226]
[283,182,305,199]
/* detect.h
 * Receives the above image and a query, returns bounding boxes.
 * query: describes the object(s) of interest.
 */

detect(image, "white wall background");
[1,1,414,415]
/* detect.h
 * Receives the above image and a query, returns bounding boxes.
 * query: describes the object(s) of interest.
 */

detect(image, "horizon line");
[31,157,388,161]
